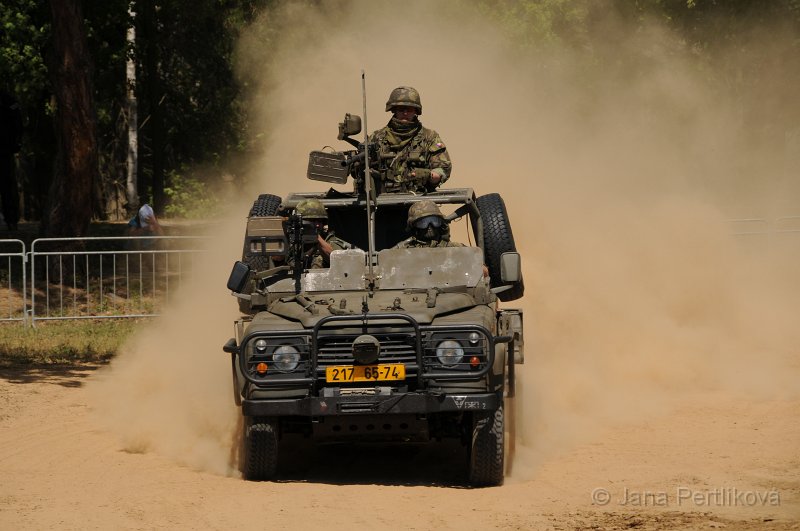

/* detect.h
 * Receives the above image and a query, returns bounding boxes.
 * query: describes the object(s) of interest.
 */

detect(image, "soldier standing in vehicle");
[369,86,451,194]
[290,199,354,269]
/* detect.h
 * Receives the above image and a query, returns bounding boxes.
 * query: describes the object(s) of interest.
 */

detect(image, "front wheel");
[468,404,505,486]
[242,416,279,481]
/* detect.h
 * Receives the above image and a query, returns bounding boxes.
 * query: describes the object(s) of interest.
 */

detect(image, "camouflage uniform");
[304,232,353,269]
[393,200,463,248]
[393,235,464,249]
[369,87,452,194]
[292,199,354,269]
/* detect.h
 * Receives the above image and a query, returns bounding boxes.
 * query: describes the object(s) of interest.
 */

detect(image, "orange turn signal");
[470,356,480,368]
[256,362,268,374]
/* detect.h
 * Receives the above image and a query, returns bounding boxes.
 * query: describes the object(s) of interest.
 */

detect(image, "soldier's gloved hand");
[410,168,431,182]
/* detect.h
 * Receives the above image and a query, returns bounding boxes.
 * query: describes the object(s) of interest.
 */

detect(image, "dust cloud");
[89,0,800,478]
[86,218,246,475]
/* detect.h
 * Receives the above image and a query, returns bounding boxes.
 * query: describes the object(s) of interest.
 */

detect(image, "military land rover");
[224,111,525,486]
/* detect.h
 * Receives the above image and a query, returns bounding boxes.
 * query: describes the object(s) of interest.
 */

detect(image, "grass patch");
[0,319,140,367]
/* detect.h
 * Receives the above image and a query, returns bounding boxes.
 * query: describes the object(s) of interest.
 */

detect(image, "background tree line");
[0,0,797,237]
[1,0,270,237]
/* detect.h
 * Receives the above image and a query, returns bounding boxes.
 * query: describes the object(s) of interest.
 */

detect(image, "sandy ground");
[1,365,797,530]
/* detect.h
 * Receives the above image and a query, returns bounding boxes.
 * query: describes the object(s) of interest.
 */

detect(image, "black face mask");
[415,226,440,242]
[413,215,443,242]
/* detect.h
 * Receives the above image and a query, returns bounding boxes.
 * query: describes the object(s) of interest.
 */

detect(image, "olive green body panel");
[265,247,486,295]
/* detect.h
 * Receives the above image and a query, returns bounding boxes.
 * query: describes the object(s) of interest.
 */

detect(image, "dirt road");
[1,365,797,530]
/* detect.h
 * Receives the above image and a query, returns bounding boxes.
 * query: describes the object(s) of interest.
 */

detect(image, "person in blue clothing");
[127,204,163,248]
[128,204,162,234]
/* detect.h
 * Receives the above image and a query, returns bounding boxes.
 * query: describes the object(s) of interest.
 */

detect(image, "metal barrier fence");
[0,218,798,327]
[0,239,27,324]
[28,236,210,326]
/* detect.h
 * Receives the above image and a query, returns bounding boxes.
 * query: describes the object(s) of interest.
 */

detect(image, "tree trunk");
[42,0,98,238]
[126,5,139,215]
[139,0,166,217]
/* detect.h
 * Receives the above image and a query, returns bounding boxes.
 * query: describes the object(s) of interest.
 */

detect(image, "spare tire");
[239,194,283,314]
[242,194,283,272]
[248,193,282,218]
[475,193,524,302]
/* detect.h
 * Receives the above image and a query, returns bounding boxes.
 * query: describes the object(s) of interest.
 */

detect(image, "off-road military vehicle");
[224,111,524,486]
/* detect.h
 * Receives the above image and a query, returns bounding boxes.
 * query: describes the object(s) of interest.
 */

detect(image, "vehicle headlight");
[468,332,481,345]
[436,339,464,367]
[273,345,300,371]
[254,339,268,353]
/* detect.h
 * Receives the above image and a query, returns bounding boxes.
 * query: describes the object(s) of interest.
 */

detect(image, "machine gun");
[343,142,393,196]
[306,113,393,196]
[283,213,319,294]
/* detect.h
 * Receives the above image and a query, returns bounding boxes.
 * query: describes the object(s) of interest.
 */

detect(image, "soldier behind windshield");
[393,200,462,249]
[285,199,355,269]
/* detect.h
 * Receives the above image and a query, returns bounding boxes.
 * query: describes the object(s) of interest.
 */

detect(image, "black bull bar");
[242,391,502,417]
[224,313,512,389]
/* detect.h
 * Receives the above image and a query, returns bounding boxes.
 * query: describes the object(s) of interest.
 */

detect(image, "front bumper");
[242,391,500,417]
[227,312,511,389]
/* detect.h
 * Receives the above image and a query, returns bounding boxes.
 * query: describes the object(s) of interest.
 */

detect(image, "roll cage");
[281,187,484,252]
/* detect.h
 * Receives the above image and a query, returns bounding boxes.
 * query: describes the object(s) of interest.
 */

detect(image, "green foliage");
[137,0,272,179]
[0,0,49,106]
[472,0,800,136]
[164,173,219,219]
[473,0,591,51]
[4,0,800,226]
[2,0,271,224]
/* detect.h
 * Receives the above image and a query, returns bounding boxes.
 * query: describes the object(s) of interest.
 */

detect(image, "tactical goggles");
[413,215,443,230]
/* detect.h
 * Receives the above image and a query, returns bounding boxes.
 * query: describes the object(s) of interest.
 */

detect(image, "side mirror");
[337,113,362,139]
[499,252,521,283]
[227,261,251,293]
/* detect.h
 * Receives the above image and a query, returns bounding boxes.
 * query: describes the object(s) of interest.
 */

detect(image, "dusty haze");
[88,0,800,478]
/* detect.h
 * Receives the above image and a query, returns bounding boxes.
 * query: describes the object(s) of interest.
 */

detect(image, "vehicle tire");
[242,416,278,481]
[239,194,282,313]
[468,404,504,486]
[248,193,283,218]
[475,193,524,302]
[242,193,283,271]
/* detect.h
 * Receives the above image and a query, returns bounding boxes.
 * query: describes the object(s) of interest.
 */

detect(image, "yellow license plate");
[325,364,405,383]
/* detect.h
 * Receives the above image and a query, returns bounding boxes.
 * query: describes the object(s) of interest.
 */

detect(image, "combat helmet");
[407,200,443,227]
[295,198,327,220]
[386,86,422,115]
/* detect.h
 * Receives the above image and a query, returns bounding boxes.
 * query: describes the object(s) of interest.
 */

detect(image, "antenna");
[361,70,376,293]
